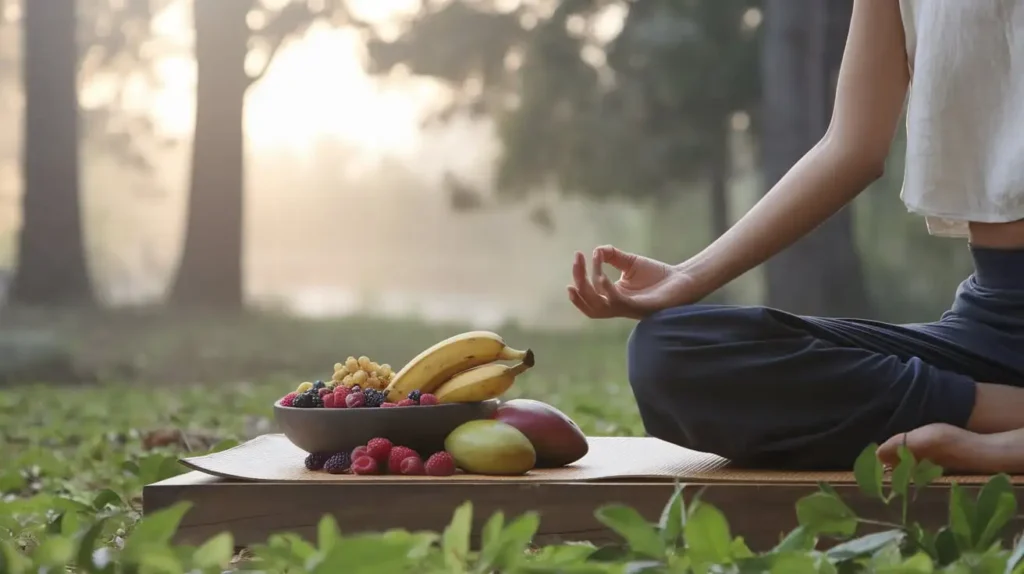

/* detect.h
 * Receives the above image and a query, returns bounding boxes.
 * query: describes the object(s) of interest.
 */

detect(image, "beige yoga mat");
[179,435,1012,485]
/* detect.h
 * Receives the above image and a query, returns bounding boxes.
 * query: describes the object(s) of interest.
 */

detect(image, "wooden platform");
[143,471,1019,550]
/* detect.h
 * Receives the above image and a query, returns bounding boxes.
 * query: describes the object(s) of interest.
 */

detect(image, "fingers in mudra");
[567,249,641,319]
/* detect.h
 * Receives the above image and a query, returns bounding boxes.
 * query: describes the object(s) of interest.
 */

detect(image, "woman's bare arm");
[681,0,911,294]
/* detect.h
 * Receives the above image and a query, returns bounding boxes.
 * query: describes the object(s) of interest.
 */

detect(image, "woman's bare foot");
[877,423,1024,474]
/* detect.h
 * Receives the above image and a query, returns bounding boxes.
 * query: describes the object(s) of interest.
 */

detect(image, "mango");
[444,419,536,475]
[493,399,589,468]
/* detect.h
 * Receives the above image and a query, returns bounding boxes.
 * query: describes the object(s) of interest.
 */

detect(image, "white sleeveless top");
[898,0,1024,237]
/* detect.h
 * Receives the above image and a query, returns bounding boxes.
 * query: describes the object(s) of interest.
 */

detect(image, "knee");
[624,305,777,460]
[626,305,738,393]
[626,306,713,405]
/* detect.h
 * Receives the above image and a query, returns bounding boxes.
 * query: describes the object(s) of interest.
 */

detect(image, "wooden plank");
[145,471,1023,550]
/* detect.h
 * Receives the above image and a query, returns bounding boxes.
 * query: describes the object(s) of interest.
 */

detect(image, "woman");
[569,0,1024,472]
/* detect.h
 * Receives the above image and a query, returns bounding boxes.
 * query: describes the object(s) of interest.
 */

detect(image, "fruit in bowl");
[275,330,590,477]
[274,331,536,457]
[274,396,500,455]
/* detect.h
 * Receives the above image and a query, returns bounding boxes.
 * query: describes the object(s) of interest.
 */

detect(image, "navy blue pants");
[627,247,1024,469]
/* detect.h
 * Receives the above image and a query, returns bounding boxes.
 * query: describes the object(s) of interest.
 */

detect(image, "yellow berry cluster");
[332,355,393,391]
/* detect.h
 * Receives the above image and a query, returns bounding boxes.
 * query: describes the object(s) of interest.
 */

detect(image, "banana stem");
[522,348,535,368]
[509,356,534,377]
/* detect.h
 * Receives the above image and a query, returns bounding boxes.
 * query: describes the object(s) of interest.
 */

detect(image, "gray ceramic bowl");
[274,398,500,455]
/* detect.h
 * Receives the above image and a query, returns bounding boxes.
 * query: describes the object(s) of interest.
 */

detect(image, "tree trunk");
[10,0,93,306]
[169,0,250,308]
[760,0,870,317]
[708,126,731,239]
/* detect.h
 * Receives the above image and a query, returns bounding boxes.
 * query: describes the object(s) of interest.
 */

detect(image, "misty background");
[0,0,976,385]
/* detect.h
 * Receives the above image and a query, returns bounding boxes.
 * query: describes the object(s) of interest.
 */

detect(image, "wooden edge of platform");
[144,471,1023,550]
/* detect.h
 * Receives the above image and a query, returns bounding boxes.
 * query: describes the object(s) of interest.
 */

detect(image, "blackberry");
[293,389,324,408]
[323,452,352,474]
[305,451,330,471]
[408,390,422,404]
[313,380,326,390]
[363,389,387,408]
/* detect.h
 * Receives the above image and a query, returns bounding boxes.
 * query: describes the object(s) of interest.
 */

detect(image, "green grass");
[0,306,645,553]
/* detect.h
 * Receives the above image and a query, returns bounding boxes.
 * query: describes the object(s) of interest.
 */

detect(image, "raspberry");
[323,452,352,474]
[323,393,338,408]
[280,392,298,407]
[318,387,332,397]
[366,438,393,463]
[425,452,456,476]
[304,451,330,471]
[397,399,416,407]
[388,446,419,474]
[345,391,366,408]
[419,393,439,406]
[352,446,369,461]
[400,456,425,475]
[350,385,361,393]
[351,456,379,475]
[380,402,398,408]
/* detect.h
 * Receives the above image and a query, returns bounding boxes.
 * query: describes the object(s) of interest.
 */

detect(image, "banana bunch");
[384,331,535,404]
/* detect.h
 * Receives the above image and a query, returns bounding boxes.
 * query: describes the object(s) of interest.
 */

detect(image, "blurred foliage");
[367,0,761,203]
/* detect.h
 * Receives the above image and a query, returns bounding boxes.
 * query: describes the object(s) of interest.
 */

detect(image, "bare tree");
[170,0,363,308]
[9,0,93,306]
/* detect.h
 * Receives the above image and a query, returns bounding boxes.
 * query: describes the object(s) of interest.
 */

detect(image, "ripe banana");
[434,351,536,403]
[384,331,532,403]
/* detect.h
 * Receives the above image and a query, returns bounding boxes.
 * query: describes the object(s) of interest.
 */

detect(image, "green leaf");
[825,530,905,562]
[730,536,754,559]
[75,518,109,574]
[772,526,817,554]
[948,483,975,553]
[683,502,732,565]
[795,492,857,538]
[883,551,933,573]
[0,470,26,494]
[317,515,341,553]
[932,527,959,565]
[769,552,820,574]
[972,474,1016,550]
[1,540,30,574]
[911,459,943,489]
[123,501,192,558]
[312,535,419,574]
[442,501,472,568]
[494,511,540,568]
[595,504,665,559]
[91,488,123,510]
[33,535,75,567]
[46,511,66,534]
[890,446,915,498]
[853,444,884,501]
[192,532,234,569]
[658,484,685,547]
[476,511,505,572]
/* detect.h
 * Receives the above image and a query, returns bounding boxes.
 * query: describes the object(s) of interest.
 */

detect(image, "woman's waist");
[969,219,1024,249]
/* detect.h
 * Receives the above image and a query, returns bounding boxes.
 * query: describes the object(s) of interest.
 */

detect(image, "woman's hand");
[567,245,705,320]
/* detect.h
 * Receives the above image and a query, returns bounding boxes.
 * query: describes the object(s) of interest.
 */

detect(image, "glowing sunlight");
[140,1,428,157]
